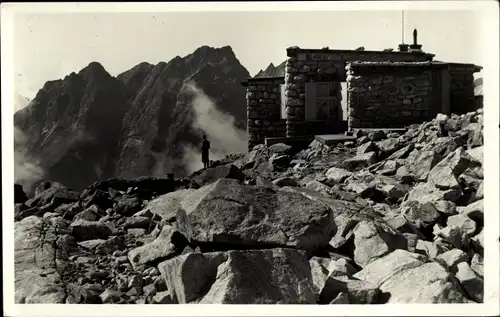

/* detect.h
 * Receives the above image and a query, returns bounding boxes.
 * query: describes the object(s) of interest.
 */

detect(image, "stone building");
[241,31,482,150]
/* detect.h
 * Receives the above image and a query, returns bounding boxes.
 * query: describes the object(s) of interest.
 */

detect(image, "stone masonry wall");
[448,64,478,114]
[284,48,435,137]
[346,61,446,129]
[246,78,286,150]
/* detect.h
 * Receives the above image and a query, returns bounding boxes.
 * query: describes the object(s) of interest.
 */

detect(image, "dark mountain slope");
[114,45,250,179]
[14,62,130,191]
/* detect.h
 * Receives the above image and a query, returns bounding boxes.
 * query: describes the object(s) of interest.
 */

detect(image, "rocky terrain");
[14,108,484,304]
[14,46,250,193]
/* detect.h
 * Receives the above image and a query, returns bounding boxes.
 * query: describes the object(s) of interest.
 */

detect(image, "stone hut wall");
[448,64,481,114]
[245,77,286,150]
[346,61,449,130]
[284,48,435,137]
[284,56,343,137]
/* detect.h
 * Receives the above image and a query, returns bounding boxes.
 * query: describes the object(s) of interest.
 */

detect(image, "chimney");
[409,29,423,52]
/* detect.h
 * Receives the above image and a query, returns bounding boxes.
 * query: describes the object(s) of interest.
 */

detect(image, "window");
[280,84,286,119]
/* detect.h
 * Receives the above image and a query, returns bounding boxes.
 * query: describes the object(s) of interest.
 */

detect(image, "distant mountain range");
[14,46,250,192]
[254,61,286,77]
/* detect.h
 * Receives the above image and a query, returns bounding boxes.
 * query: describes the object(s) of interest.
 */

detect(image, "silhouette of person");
[201,135,211,169]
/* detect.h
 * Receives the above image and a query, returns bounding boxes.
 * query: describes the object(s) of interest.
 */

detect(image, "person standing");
[201,134,211,169]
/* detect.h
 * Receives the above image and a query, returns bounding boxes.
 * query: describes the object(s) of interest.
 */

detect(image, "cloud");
[181,81,248,174]
[150,152,176,178]
[14,127,44,192]
[14,94,31,112]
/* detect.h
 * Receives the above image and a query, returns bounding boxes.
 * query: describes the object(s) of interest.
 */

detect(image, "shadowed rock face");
[14,62,131,192]
[15,46,250,191]
[114,45,250,181]
[15,184,28,204]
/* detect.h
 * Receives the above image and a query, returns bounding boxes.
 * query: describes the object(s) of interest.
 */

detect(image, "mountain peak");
[254,61,286,78]
[218,45,236,57]
[124,61,154,75]
[78,61,112,80]
[80,61,107,72]
[264,63,276,74]
[189,45,236,60]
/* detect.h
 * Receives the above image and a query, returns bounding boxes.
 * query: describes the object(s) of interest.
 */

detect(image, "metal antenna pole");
[402,10,405,44]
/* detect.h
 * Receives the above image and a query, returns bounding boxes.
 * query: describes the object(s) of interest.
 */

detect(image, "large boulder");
[15,216,67,303]
[354,250,470,303]
[309,257,379,304]
[158,248,316,304]
[455,262,484,303]
[170,178,335,254]
[406,182,462,204]
[411,150,440,181]
[26,181,79,208]
[352,221,407,268]
[145,188,196,221]
[399,200,442,233]
[466,146,483,165]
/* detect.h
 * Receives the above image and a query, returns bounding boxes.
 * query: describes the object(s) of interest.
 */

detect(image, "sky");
[11,5,485,103]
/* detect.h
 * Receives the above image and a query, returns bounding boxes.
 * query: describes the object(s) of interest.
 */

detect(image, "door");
[306,82,341,122]
[305,83,317,121]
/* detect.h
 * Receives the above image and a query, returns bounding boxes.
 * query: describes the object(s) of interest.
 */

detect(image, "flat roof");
[348,60,482,72]
[437,61,483,71]
[286,47,435,59]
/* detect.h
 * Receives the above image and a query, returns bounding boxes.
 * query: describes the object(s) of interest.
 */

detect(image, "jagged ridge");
[14,46,250,192]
